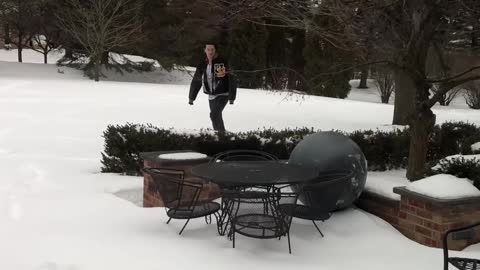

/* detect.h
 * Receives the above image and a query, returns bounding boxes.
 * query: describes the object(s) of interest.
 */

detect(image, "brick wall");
[141,151,222,208]
[355,191,400,226]
[356,188,480,251]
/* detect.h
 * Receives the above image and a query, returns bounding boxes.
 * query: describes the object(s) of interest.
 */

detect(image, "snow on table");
[406,174,480,200]
[158,152,207,160]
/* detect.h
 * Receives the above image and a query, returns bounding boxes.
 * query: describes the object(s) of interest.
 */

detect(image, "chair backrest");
[143,167,185,179]
[273,192,300,235]
[211,150,279,163]
[141,168,202,210]
[302,171,353,217]
[443,222,480,270]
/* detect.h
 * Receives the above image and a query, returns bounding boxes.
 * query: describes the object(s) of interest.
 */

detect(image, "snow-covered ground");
[364,170,410,200]
[0,49,479,270]
[348,79,471,109]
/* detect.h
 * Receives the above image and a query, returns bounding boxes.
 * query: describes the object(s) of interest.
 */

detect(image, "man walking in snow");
[189,42,236,132]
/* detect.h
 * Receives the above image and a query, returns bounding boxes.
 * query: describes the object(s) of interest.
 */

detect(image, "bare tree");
[31,32,57,64]
[207,0,480,180]
[30,0,60,64]
[372,66,394,104]
[464,81,480,109]
[0,0,37,62]
[430,85,461,106]
[55,0,143,81]
[427,43,465,106]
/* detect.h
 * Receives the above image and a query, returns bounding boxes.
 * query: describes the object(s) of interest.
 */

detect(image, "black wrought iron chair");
[211,150,278,193]
[141,168,221,235]
[229,190,299,254]
[211,150,280,234]
[443,222,480,270]
[279,170,353,237]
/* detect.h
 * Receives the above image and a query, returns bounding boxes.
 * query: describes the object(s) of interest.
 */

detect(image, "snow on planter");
[158,152,207,160]
[406,174,480,199]
[472,142,480,152]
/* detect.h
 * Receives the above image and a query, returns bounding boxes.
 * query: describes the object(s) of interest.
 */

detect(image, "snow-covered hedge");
[427,155,480,190]
[101,122,480,176]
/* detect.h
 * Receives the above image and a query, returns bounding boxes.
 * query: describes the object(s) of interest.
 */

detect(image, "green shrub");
[101,122,480,176]
[428,122,480,160]
[427,156,480,190]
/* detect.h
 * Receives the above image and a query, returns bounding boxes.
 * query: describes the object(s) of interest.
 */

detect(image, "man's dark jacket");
[189,56,237,102]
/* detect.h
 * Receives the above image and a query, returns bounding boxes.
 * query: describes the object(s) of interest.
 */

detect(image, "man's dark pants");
[209,96,228,132]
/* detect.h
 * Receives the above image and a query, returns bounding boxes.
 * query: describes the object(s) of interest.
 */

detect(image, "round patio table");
[191,161,319,236]
[191,160,319,187]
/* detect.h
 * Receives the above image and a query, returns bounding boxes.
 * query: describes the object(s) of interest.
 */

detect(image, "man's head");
[205,43,217,60]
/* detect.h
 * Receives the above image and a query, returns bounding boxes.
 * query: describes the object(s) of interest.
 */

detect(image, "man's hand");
[189,100,194,105]
[229,100,234,105]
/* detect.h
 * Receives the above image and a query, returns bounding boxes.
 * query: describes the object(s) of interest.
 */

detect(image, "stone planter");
[140,150,222,207]
[356,188,480,250]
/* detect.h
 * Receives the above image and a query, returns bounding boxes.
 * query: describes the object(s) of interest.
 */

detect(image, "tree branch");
[427,65,480,83]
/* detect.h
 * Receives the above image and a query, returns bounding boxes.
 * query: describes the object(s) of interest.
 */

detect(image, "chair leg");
[179,219,190,235]
[263,199,269,214]
[166,217,172,224]
[205,215,212,224]
[287,231,292,254]
[312,221,324,237]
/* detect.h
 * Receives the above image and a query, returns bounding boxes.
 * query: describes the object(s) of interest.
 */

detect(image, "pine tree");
[139,0,223,69]
[304,23,352,98]
[265,22,290,90]
[227,22,267,89]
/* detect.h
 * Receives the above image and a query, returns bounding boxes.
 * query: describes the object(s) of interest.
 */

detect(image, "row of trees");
[207,0,480,180]
[0,0,59,63]
[0,0,359,95]
[0,0,224,81]
[1,0,480,180]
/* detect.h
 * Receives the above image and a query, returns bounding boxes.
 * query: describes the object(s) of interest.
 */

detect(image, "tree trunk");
[94,58,100,82]
[438,94,446,106]
[392,69,416,125]
[43,50,48,64]
[17,31,23,63]
[406,109,436,180]
[4,23,11,44]
[101,51,109,65]
[472,24,477,48]
[288,29,306,91]
[358,67,369,89]
[65,48,73,59]
[381,95,389,104]
[18,46,23,63]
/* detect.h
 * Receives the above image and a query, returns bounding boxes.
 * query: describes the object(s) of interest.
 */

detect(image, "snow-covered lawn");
[364,170,410,200]
[0,49,479,270]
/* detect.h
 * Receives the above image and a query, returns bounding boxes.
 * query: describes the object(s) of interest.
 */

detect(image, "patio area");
[1,188,461,270]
